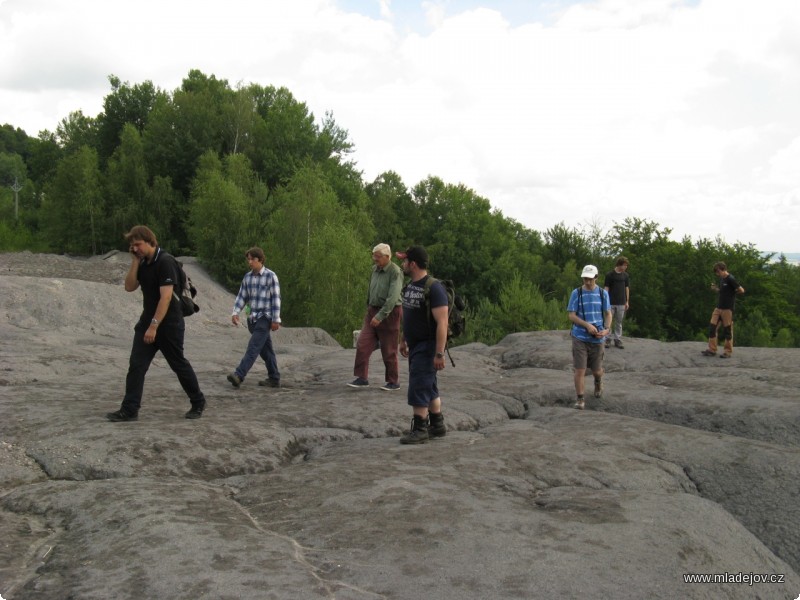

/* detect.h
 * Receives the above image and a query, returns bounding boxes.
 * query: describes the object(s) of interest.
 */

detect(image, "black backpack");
[170,257,199,317]
[424,277,466,366]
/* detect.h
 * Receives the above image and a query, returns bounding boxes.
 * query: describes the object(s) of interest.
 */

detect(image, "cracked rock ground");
[1,252,799,599]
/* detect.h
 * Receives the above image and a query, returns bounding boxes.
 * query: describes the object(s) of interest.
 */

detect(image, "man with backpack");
[396,246,448,444]
[107,225,206,421]
[567,265,612,410]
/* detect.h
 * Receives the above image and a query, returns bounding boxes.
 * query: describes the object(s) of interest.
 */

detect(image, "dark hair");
[404,245,428,269]
[246,247,265,262]
[124,225,157,247]
[713,261,727,272]
[616,256,629,267]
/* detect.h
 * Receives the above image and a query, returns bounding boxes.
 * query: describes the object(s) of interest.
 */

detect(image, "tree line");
[2,69,799,348]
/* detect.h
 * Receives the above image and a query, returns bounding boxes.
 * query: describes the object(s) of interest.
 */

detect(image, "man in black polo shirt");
[107,225,206,421]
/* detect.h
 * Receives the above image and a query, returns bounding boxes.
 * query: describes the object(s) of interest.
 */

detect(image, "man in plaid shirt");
[227,247,282,388]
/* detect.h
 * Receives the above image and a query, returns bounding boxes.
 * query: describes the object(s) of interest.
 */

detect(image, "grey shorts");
[572,336,604,371]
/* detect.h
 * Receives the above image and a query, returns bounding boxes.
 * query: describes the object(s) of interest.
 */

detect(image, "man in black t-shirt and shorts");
[396,246,448,444]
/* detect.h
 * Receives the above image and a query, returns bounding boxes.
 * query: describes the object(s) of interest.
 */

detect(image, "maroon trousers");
[353,305,401,385]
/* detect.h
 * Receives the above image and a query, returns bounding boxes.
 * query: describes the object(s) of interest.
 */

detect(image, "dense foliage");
[2,70,799,348]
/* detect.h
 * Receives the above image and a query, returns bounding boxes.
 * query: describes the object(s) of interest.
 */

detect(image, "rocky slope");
[1,251,798,599]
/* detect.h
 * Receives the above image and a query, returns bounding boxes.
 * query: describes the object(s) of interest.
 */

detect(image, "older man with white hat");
[566,265,612,409]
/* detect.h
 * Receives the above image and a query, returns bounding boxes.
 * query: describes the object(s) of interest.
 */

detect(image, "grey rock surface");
[1,251,799,599]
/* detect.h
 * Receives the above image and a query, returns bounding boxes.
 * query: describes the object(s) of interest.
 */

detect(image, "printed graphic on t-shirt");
[402,283,425,310]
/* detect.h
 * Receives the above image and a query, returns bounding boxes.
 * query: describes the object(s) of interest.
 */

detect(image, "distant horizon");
[764,251,800,264]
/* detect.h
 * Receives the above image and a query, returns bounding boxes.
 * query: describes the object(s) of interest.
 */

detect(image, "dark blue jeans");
[123,321,205,414]
[235,315,280,382]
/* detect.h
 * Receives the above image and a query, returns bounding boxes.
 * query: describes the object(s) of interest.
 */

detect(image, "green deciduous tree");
[26,131,62,188]
[144,70,231,199]
[56,110,98,154]
[223,83,258,156]
[104,124,150,247]
[773,328,793,348]
[365,171,416,248]
[301,221,366,346]
[602,218,673,340]
[411,176,526,304]
[0,151,26,186]
[0,220,42,251]
[97,75,165,164]
[249,85,318,190]
[543,222,593,270]
[0,124,29,154]
[736,308,773,348]
[41,146,103,253]
[266,165,367,343]
[467,272,568,345]
[188,151,258,287]
[149,176,183,252]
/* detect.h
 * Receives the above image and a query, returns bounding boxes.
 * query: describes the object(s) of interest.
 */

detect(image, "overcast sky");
[2,0,799,252]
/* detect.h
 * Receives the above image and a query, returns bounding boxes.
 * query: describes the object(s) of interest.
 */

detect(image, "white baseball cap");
[581,265,599,278]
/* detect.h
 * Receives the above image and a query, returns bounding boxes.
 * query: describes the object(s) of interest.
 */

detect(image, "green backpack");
[424,277,466,366]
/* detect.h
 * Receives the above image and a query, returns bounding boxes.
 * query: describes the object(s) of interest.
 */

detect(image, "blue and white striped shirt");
[567,285,609,343]
[232,267,281,323]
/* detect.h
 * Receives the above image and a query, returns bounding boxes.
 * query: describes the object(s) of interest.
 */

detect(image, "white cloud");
[1,0,799,251]
[379,0,393,20]
[766,136,800,187]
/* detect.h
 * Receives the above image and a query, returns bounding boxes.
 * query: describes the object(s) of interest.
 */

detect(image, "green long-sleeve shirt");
[368,261,404,321]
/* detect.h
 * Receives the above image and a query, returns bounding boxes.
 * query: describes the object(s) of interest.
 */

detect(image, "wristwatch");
[435,352,444,359]
[151,318,160,326]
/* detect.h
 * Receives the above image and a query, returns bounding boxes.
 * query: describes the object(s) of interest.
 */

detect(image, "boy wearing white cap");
[567,265,612,409]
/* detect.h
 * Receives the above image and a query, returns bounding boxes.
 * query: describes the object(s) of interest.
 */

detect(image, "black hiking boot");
[400,415,429,444]
[428,412,446,438]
